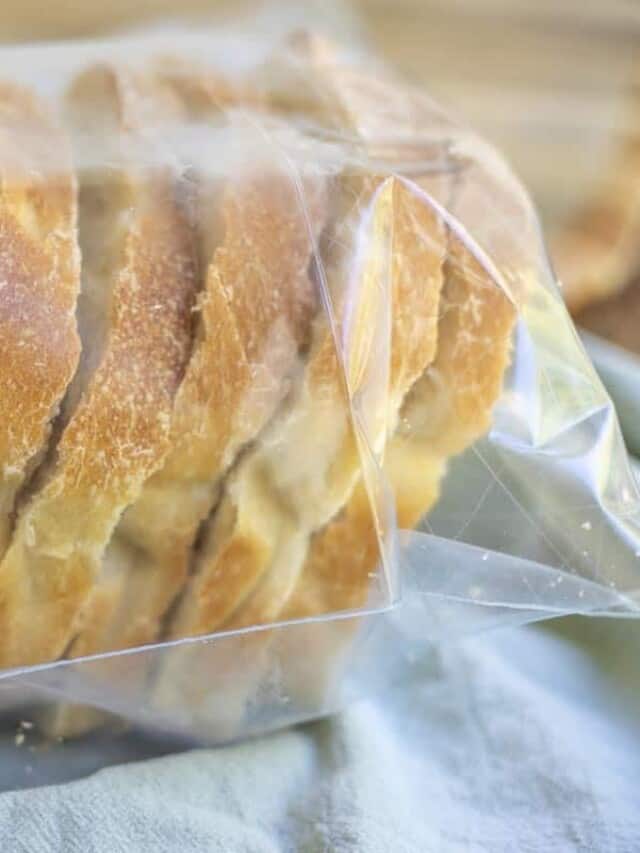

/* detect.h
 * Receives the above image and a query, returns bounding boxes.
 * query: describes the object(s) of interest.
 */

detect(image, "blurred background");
[1,0,639,363]
[0,0,637,227]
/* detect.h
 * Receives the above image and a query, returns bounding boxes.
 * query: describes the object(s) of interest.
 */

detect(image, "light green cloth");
[0,617,639,852]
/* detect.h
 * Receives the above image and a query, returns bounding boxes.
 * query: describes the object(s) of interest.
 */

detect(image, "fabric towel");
[0,615,639,852]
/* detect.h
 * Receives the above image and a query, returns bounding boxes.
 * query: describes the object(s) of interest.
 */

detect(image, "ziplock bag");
[0,18,638,746]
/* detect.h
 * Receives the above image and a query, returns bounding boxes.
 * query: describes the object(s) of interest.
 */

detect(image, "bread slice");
[0,65,200,669]
[0,83,80,561]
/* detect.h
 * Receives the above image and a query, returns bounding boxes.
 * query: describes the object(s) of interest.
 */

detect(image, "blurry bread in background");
[575,277,640,356]
[552,68,640,312]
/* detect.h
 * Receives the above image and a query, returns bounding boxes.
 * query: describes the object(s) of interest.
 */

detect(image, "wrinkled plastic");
[0,22,639,746]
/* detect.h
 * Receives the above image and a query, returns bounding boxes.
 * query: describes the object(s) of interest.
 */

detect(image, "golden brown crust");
[0,65,199,668]
[0,84,80,560]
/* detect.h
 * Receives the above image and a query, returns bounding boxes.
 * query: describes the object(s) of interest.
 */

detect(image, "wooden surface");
[362,1,640,226]
[0,0,638,225]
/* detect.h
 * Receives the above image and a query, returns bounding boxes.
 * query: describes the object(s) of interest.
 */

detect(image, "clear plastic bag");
[0,20,639,746]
